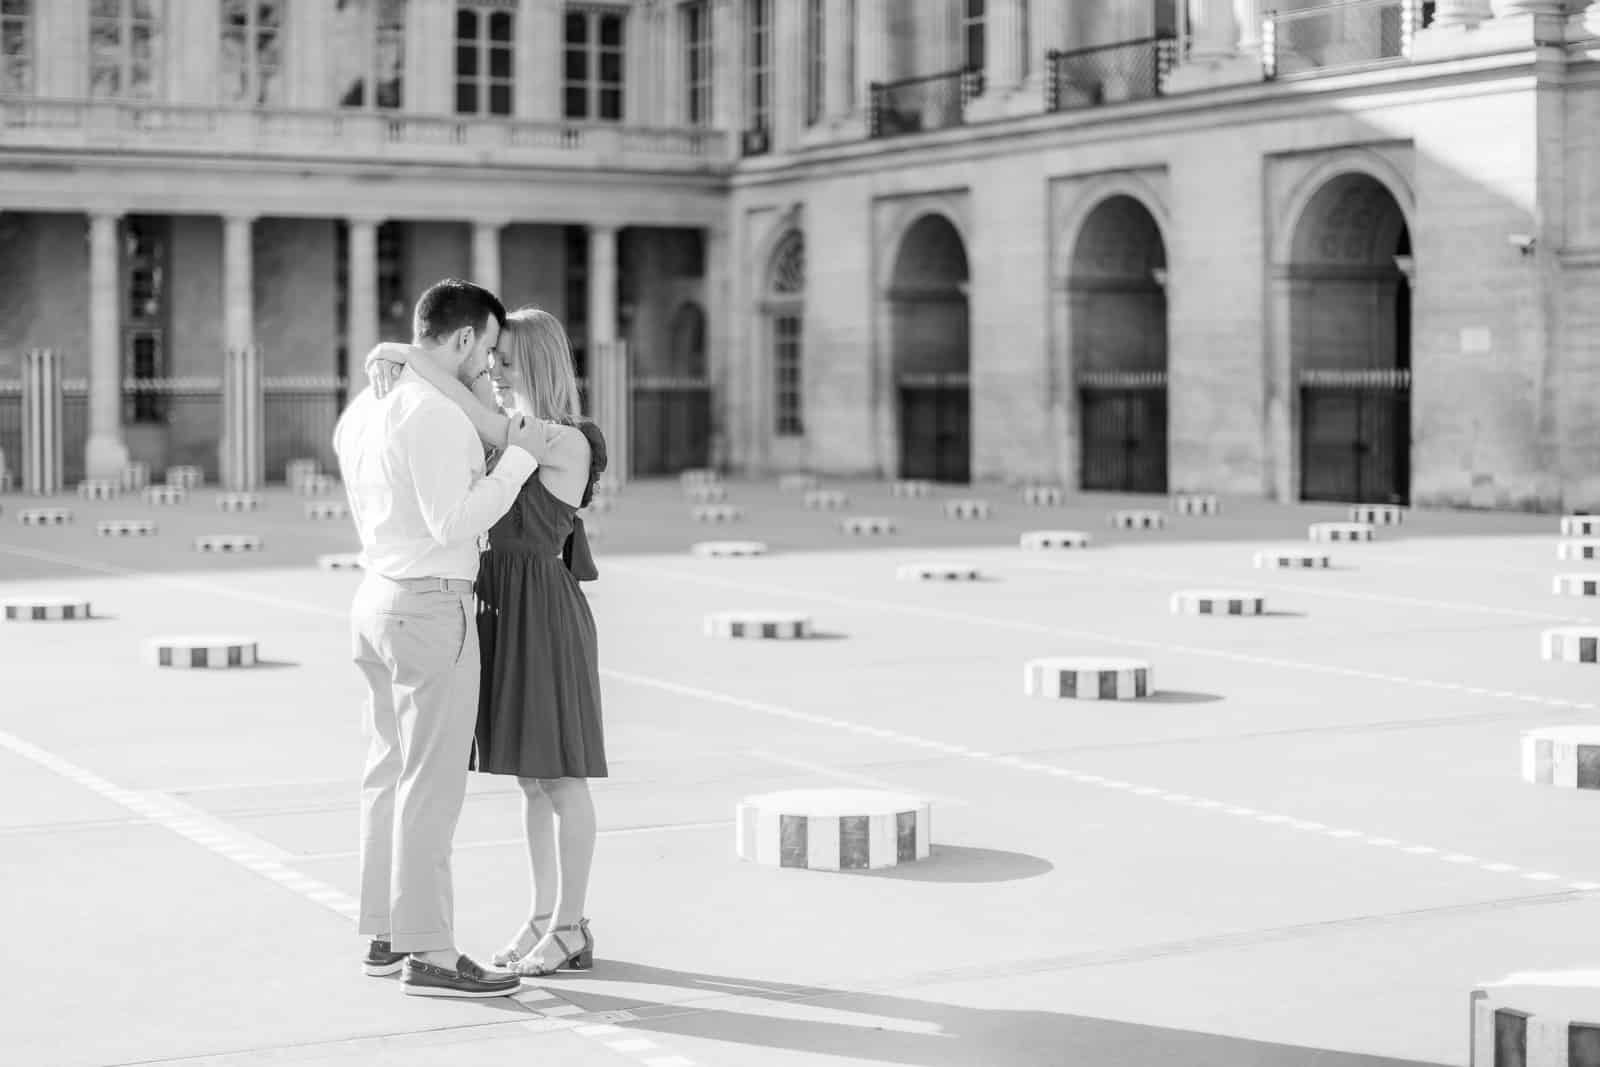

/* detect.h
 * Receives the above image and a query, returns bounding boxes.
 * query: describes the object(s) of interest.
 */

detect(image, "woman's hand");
[364,342,418,400]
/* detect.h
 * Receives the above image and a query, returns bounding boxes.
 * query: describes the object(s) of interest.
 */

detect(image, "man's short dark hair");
[413,279,506,343]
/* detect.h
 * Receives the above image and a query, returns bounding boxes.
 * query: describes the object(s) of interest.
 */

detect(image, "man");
[333,278,543,998]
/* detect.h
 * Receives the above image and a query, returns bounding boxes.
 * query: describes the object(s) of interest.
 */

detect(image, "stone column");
[856,0,892,107]
[518,0,562,121]
[703,226,731,468]
[347,217,380,365]
[712,0,740,129]
[587,224,619,346]
[1025,0,1070,99]
[1233,0,1264,58]
[472,220,503,297]
[86,212,128,479]
[823,0,854,120]
[985,0,1028,95]
[223,214,254,353]
[1431,0,1495,26]
[1187,0,1238,61]
[1489,0,1563,14]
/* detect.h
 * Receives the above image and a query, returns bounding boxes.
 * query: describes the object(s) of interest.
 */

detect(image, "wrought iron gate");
[1078,370,1168,493]
[1299,367,1410,504]
[897,372,970,484]
[630,375,712,476]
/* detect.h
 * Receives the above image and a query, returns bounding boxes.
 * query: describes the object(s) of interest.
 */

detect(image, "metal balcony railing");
[0,97,731,170]
[869,67,984,139]
[1046,36,1179,112]
[1263,0,1426,79]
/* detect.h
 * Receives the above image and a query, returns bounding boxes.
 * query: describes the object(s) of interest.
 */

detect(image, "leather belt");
[377,574,474,594]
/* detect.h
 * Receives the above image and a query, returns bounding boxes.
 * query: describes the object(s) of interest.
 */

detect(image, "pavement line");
[601,666,1600,894]
[605,560,1600,714]
[293,820,735,863]
[1016,558,1593,623]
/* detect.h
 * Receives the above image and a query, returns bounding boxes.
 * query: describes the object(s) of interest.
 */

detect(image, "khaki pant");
[352,576,479,954]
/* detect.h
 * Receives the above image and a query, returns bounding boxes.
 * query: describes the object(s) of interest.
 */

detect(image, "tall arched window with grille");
[765,232,804,437]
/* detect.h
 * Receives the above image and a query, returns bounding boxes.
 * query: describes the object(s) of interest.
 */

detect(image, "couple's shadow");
[533,959,1442,1067]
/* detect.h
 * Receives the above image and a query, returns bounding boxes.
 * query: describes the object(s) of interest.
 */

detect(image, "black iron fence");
[1264,0,1418,79]
[869,67,984,139]
[1077,369,1168,494]
[0,375,347,488]
[1299,366,1411,504]
[1047,36,1178,112]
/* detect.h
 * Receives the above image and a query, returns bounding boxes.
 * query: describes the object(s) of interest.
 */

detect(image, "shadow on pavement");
[546,961,1448,1067]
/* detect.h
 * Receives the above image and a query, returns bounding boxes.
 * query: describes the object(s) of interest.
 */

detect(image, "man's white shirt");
[333,365,536,581]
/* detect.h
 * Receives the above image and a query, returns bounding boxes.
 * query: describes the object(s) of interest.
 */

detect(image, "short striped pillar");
[119,461,150,492]
[778,473,819,492]
[704,610,811,639]
[691,541,768,558]
[1349,504,1404,525]
[143,635,259,669]
[1309,521,1374,543]
[316,553,365,571]
[18,507,71,526]
[693,504,744,523]
[1542,627,1600,664]
[680,467,719,487]
[97,519,156,537]
[21,348,64,496]
[221,345,264,491]
[805,489,849,510]
[1560,515,1600,538]
[1470,970,1600,1067]
[736,789,932,870]
[1172,590,1267,616]
[1521,727,1600,790]
[1557,540,1600,562]
[284,458,319,488]
[143,485,188,506]
[1254,548,1331,569]
[1021,485,1064,506]
[1021,529,1090,550]
[686,484,727,504]
[891,479,932,498]
[897,561,982,581]
[304,501,350,520]
[1553,574,1600,598]
[841,516,896,535]
[1173,493,1219,516]
[165,465,203,490]
[944,499,991,520]
[3,597,92,621]
[1024,657,1152,700]
[1111,510,1165,530]
[195,534,263,553]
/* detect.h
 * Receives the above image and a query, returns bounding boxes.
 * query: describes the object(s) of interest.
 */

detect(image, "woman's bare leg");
[495,776,557,963]
[513,777,596,972]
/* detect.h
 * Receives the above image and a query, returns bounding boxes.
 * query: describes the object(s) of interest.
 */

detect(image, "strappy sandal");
[491,912,551,968]
[512,919,594,977]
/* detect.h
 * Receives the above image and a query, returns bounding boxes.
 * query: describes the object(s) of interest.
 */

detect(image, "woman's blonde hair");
[500,307,583,422]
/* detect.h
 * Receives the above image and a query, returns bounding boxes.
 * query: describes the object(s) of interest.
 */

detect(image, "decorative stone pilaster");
[347,217,380,366]
[86,212,128,479]
[471,220,503,297]
[222,215,255,353]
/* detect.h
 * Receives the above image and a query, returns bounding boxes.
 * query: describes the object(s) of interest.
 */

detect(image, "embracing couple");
[333,279,609,999]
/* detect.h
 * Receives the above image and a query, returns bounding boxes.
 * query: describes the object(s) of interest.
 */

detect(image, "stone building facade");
[0,0,1594,507]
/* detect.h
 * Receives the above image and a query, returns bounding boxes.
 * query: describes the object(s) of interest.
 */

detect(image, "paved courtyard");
[2,478,1596,1067]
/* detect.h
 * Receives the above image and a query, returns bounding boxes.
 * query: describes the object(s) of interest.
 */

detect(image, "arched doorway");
[630,300,712,475]
[1288,173,1411,504]
[888,214,970,483]
[1068,195,1168,493]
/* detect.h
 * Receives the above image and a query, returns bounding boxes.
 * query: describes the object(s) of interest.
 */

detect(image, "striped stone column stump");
[0,470,10,493]
[1521,726,1600,790]
[778,473,819,492]
[1021,485,1064,506]
[891,479,932,498]
[142,485,188,506]
[1541,627,1600,664]
[1023,656,1152,700]
[693,504,744,524]
[736,789,932,871]
[3,597,92,622]
[680,468,720,488]
[18,507,71,526]
[144,635,258,669]
[293,474,340,497]
[195,534,263,554]
[1349,504,1405,526]
[1309,521,1374,543]
[1172,589,1267,616]
[841,516,897,536]
[1254,548,1332,569]
[804,489,849,510]
[165,465,203,490]
[1553,574,1600,598]
[305,501,350,521]
[316,553,365,571]
[1111,509,1165,530]
[686,485,727,504]
[704,610,812,640]
[76,479,121,501]
[691,541,768,559]
[1470,969,1600,1067]
[1173,493,1219,516]
[944,499,992,520]
[1557,540,1600,562]
[97,519,156,538]
[1020,529,1091,550]
[1560,515,1600,538]
[119,462,149,491]
[897,561,982,582]
[217,493,261,513]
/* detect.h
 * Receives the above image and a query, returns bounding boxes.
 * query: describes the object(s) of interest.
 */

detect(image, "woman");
[367,308,608,978]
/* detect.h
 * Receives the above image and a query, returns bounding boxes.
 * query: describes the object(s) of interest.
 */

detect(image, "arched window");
[766,232,804,437]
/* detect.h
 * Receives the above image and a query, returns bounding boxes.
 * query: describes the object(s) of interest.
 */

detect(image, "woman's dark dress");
[470,419,607,779]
